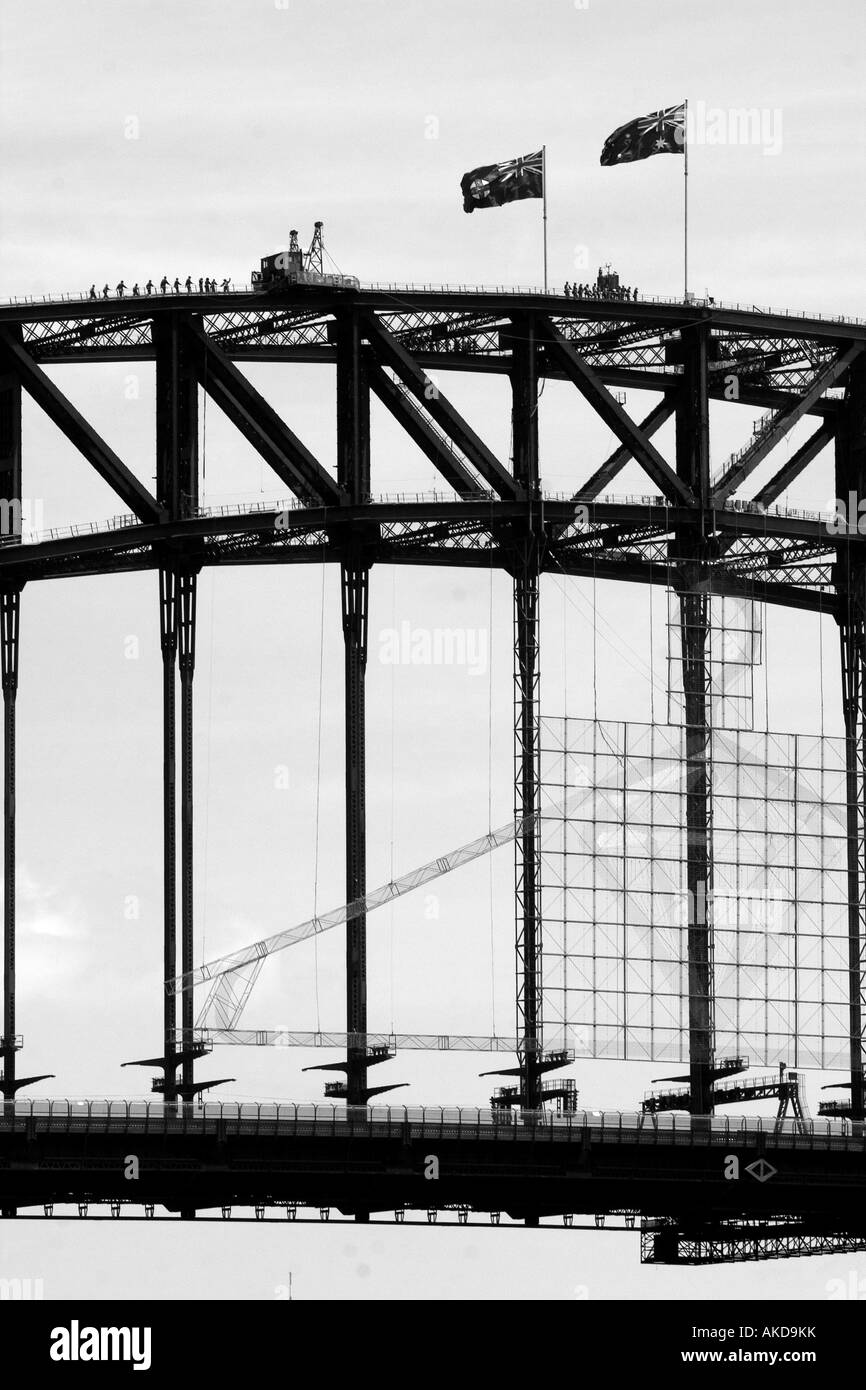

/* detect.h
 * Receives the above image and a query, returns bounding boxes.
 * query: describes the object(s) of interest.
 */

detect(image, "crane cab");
[251,222,360,293]
[254,234,306,288]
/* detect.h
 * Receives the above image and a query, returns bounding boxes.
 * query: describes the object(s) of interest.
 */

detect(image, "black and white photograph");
[0,0,865,1356]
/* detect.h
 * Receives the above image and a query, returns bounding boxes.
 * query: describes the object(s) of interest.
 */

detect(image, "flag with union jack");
[461,150,544,213]
[600,104,685,166]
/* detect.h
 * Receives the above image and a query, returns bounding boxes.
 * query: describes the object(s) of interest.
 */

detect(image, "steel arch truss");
[1,285,865,1111]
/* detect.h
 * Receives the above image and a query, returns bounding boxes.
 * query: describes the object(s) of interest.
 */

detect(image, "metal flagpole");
[683,100,689,302]
[542,145,548,292]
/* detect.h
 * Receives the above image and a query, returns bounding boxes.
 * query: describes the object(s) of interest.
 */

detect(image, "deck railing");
[0,283,864,328]
[0,1098,859,1150]
[2,491,839,551]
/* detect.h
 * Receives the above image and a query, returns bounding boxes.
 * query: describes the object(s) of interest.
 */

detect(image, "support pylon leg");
[514,551,542,1110]
[159,567,178,1103]
[178,570,197,1095]
[679,586,715,1116]
[0,587,19,1102]
[341,554,368,1107]
[509,313,544,1115]
[840,613,866,1120]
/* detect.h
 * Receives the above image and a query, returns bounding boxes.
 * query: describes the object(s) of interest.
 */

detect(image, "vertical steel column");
[0,369,21,1102]
[178,569,197,1094]
[0,367,22,543]
[835,354,866,1120]
[679,586,715,1116]
[155,315,199,520]
[336,311,371,1107]
[159,568,178,1102]
[155,314,198,1101]
[513,556,543,1109]
[840,608,866,1119]
[510,314,543,1109]
[0,588,19,1101]
[674,325,715,1115]
[341,556,368,1106]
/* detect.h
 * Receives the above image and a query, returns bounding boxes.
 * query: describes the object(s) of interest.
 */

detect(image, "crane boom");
[171,813,534,997]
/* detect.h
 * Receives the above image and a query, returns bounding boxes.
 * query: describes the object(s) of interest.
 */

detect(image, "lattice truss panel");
[540,717,849,1068]
[667,592,764,730]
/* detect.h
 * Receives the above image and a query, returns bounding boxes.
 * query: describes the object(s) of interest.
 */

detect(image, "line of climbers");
[88,277,232,299]
[564,281,638,301]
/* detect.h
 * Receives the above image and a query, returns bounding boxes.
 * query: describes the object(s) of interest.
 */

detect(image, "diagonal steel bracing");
[537,317,694,506]
[755,421,835,509]
[368,365,484,497]
[576,396,677,500]
[182,318,342,507]
[0,328,163,524]
[362,313,519,499]
[712,347,861,505]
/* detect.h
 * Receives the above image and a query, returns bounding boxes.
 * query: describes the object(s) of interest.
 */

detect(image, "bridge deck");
[2,1102,864,1228]
[0,1099,860,1148]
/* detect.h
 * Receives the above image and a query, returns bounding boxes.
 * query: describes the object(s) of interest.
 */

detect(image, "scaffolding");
[667,591,764,731]
[540,717,849,1068]
[641,1217,866,1265]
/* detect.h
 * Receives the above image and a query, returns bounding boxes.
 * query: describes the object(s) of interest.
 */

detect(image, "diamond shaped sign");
[745,1158,777,1183]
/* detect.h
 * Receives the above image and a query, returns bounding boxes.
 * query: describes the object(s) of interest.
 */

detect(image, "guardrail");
[0,283,864,328]
[0,1098,859,1149]
[2,489,839,551]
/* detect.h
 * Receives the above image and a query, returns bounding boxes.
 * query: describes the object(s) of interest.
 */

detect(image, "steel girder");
[0,328,163,523]
[0,503,840,605]
[11,293,851,418]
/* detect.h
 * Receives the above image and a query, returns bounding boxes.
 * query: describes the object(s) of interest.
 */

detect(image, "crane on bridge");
[173,813,535,1029]
[251,221,359,293]
[169,806,576,1095]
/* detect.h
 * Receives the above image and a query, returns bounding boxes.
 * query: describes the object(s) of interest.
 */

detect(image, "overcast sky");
[1,0,865,1301]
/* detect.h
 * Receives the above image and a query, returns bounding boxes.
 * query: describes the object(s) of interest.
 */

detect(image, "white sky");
[0,0,865,1301]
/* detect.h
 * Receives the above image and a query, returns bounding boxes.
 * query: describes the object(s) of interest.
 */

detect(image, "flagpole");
[542,144,548,292]
[683,99,689,302]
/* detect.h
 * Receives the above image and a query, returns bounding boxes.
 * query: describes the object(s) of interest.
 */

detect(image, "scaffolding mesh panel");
[667,592,763,731]
[540,717,848,1068]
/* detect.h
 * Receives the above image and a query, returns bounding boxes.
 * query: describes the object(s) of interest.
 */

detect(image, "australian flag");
[600,104,685,166]
[461,150,544,213]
